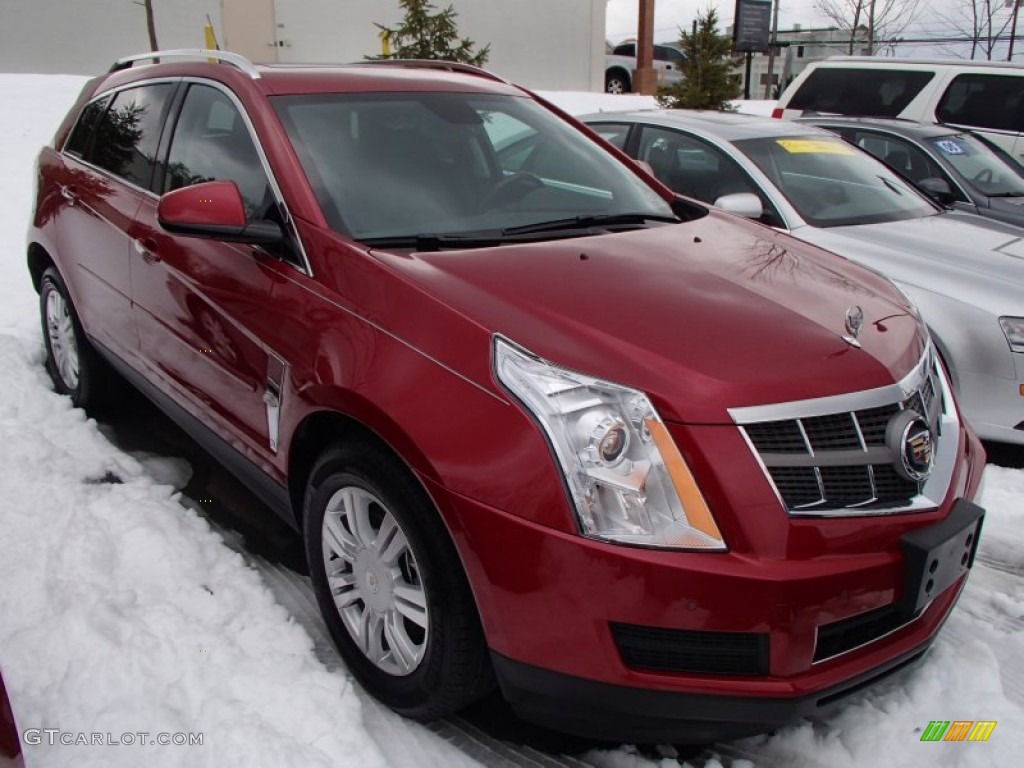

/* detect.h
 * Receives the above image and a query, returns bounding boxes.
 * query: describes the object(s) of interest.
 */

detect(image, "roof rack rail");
[351,58,508,84]
[109,49,261,79]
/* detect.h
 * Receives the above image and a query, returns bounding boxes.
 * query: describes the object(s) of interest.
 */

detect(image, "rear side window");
[787,68,934,117]
[86,84,173,189]
[937,74,1024,132]
[64,96,110,158]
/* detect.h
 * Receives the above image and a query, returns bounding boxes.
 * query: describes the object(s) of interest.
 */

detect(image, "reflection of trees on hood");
[91,102,146,178]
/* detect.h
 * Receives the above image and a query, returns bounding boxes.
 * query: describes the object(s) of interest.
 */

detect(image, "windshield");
[272,92,673,243]
[734,135,936,228]
[927,133,1024,197]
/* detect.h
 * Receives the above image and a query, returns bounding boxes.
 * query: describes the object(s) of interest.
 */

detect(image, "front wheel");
[304,440,492,719]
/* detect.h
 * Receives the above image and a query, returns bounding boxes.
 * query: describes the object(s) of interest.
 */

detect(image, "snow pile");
[537,90,776,117]
[0,74,390,768]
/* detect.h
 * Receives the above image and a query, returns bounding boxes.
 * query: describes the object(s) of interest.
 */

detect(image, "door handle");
[60,185,77,205]
[133,237,161,264]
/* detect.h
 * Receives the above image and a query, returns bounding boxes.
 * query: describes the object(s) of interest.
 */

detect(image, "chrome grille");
[731,348,958,516]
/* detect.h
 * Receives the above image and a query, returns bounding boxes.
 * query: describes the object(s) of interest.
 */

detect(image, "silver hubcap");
[321,487,428,676]
[45,289,79,390]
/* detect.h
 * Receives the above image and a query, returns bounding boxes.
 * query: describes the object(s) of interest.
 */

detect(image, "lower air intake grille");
[814,605,908,662]
[611,622,769,676]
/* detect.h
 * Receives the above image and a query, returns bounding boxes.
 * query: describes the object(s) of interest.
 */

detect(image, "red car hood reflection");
[372,211,924,424]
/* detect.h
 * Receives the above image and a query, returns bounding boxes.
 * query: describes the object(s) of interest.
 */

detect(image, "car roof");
[816,56,1024,70]
[796,117,961,140]
[580,109,830,141]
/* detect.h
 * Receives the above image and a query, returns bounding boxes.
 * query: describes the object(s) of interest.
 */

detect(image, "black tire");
[605,70,631,94]
[39,266,111,409]
[304,439,493,720]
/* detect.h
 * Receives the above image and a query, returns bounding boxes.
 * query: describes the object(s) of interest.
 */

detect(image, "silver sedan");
[579,110,1024,446]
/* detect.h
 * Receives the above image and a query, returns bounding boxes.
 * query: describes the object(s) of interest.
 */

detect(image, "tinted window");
[936,74,1024,132]
[613,43,636,56]
[927,133,1024,196]
[273,92,672,241]
[165,85,274,222]
[637,126,782,226]
[787,68,934,117]
[88,85,173,188]
[589,123,631,150]
[736,135,935,227]
[65,96,110,158]
[849,131,954,189]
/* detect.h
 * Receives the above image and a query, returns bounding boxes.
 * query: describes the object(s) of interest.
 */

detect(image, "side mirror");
[917,177,955,205]
[158,180,283,245]
[713,192,763,219]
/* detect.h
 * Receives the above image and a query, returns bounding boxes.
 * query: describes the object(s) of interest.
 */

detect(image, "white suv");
[775,57,1024,163]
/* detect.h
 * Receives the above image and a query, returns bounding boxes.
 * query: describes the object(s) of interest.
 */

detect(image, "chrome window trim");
[59,75,313,277]
[731,344,961,517]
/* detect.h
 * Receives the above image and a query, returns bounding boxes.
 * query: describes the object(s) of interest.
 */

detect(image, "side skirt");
[92,339,297,530]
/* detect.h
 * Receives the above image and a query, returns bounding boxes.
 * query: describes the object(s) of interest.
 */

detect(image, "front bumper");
[424,421,985,743]
[958,359,1024,445]
[491,633,936,744]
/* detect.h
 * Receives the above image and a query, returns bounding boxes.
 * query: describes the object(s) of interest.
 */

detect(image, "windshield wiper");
[360,233,506,251]
[986,191,1024,198]
[501,212,680,236]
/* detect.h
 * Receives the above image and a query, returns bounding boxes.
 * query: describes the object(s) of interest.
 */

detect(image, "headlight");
[999,316,1024,353]
[493,336,725,550]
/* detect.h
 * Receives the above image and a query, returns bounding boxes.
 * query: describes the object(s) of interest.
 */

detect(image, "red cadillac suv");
[27,50,985,744]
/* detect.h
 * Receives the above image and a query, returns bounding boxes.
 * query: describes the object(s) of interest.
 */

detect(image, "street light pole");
[1010,0,1021,61]
[763,0,780,99]
[635,0,657,95]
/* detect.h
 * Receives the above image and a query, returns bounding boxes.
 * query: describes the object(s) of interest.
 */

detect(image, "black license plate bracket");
[899,499,984,619]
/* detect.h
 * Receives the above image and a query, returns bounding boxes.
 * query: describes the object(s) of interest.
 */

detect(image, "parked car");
[605,41,684,94]
[29,50,985,745]
[582,110,1024,446]
[773,57,1024,164]
[801,116,1024,229]
[0,670,23,767]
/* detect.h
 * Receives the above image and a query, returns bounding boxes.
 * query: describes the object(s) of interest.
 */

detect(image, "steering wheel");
[973,168,994,184]
[482,172,545,209]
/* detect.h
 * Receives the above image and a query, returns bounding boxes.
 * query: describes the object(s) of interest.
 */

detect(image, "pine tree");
[657,8,741,111]
[370,0,490,66]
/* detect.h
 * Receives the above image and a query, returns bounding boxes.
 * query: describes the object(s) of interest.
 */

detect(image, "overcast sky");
[605,0,965,49]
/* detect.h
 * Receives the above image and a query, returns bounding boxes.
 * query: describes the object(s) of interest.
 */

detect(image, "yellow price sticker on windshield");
[776,139,854,155]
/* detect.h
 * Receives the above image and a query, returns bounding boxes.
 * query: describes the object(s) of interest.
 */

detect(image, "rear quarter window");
[787,68,934,117]
[64,96,110,158]
[936,73,1024,132]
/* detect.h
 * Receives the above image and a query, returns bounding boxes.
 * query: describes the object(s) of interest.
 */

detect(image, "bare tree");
[814,0,922,55]
[936,0,1015,60]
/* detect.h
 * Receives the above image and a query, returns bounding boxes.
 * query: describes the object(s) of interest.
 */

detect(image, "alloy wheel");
[321,486,429,676]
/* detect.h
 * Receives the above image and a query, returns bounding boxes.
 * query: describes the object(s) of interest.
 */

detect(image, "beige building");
[0,0,607,91]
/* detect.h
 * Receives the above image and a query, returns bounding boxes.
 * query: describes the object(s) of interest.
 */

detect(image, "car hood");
[371,211,923,424]
[795,211,1024,314]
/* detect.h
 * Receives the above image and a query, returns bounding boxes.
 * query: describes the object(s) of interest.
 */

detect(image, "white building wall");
[0,0,216,75]
[0,0,606,91]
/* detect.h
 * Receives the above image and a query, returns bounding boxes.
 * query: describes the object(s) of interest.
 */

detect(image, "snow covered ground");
[1,74,1023,768]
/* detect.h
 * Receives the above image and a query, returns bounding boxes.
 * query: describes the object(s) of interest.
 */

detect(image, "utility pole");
[763,0,780,99]
[635,0,657,95]
[1010,0,1021,61]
